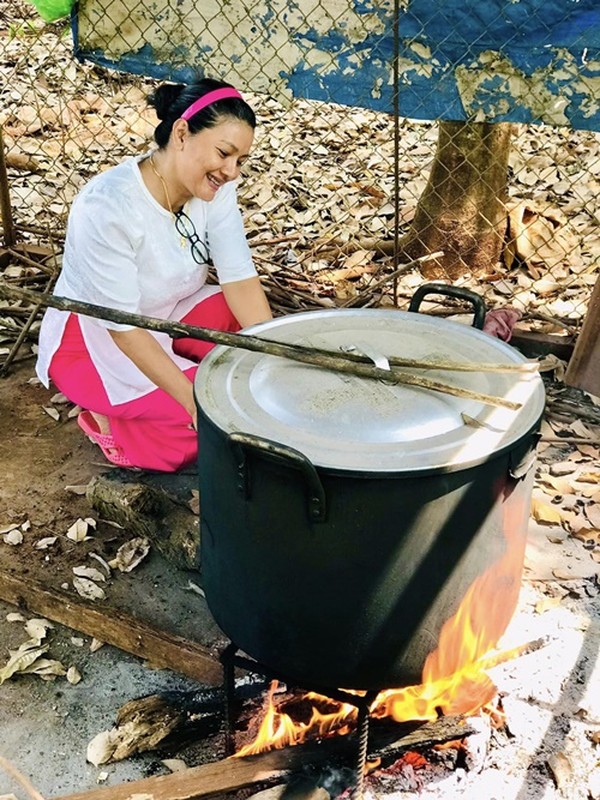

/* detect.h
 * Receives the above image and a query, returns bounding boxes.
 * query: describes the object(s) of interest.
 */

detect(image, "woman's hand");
[109,327,197,425]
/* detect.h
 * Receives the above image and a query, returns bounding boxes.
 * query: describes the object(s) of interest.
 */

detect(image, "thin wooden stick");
[0,273,57,375]
[0,755,46,800]
[15,222,64,239]
[476,636,548,672]
[541,436,600,445]
[0,279,536,374]
[0,126,17,248]
[0,282,524,410]
[338,251,444,308]
[249,233,301,247]
[7,247,57,275]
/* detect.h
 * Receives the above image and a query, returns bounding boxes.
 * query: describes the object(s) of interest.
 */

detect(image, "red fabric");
[482,307,522,342]
[49,292,240,472]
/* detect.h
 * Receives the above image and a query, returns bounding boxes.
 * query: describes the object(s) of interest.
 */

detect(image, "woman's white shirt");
[36,154,257,404]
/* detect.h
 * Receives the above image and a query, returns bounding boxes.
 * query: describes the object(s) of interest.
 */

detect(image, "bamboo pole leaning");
[0,281,530,411]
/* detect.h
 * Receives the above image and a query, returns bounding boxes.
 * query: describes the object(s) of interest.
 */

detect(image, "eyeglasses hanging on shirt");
[174,209,213,266]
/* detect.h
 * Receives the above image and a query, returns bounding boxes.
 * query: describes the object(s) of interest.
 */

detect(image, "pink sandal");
[77,411,135,468]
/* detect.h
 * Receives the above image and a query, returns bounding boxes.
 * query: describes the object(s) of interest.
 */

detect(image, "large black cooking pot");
[194,293,545,690]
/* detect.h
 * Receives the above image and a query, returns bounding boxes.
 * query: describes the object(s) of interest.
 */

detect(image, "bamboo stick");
[0,281,525,410]
[0,755,47,800]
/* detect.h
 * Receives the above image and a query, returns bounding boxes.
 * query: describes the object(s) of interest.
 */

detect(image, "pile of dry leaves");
[0,0,599,370]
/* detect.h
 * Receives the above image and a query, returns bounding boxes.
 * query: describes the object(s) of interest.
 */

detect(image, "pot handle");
[408,283,486,329]
[228,432,327,523]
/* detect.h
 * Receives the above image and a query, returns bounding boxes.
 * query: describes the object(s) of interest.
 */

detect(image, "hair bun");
[147,84,186,120]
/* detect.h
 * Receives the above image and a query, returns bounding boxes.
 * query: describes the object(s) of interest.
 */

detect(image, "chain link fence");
[0,0,599,368]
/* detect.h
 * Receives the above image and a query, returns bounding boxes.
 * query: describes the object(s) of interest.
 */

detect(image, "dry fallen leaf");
[547,751,574,792]
[51,391,69,404]
[161,758,189,773]
[0,645,49,685]
[25,619,53,640]
[578,445,599,458]
[552,568,578,580]
[570,420,594,439]
[578,472,600,485]
[72,577,106,601]
[73,565,107,583]
[2,529,23,545]
[42,405,60,421]
[537,354,567,381]
[531,497,564,525]
[570,482,600,499]
[21,657,67,681]
[535,474,571,495]
[109,537,150,573]
[87,729,119,766]
[585,504,600,529]
[90,638,105,653]
[186,580,205,597]
[535,595,564,614]
[89,552,112,576]
[66,517,96,542]
[549,461,576,477]
[0,618,56,685]
[572,528,600,545]
[67,666,82,685]
[189,490,200,515]
[6,613,25,623]
[64,483,90,495]
[0,524,20,535]
[35,536,57,549]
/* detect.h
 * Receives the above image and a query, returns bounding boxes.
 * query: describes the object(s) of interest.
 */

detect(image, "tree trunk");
[402,121,513,280]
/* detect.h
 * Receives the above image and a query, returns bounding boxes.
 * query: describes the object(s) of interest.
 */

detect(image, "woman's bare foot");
[90,412,111,435]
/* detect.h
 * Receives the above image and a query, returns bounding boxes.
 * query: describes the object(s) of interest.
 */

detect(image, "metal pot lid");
[194,309,545,473]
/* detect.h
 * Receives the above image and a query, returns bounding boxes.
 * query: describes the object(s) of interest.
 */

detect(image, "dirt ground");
[0,361,229,796]
[0,359,599,799]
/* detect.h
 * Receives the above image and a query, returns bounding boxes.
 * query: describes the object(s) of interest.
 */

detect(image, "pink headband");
[180,87,244,121]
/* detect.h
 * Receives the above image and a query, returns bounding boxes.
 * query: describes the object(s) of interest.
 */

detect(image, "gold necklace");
[148,154,186,248]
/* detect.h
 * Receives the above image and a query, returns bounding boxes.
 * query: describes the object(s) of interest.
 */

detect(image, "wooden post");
[565,271,600,397]
[0,126,17,248]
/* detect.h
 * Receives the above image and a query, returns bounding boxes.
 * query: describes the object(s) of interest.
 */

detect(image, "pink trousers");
[49,292,240,472]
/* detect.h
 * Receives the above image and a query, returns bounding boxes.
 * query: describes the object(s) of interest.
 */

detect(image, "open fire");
[236,490,530,757]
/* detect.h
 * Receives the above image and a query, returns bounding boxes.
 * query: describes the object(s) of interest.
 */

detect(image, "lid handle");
[228,432,327,523]
[408,283,487,329]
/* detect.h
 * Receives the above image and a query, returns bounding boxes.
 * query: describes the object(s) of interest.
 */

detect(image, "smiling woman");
[34,78,272,472]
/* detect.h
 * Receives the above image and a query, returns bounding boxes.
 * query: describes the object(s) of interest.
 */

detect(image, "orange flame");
[236,681,359,756]
[236,487,530,756]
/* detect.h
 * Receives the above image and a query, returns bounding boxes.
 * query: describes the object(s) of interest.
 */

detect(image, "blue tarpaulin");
[74,0,600,129]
